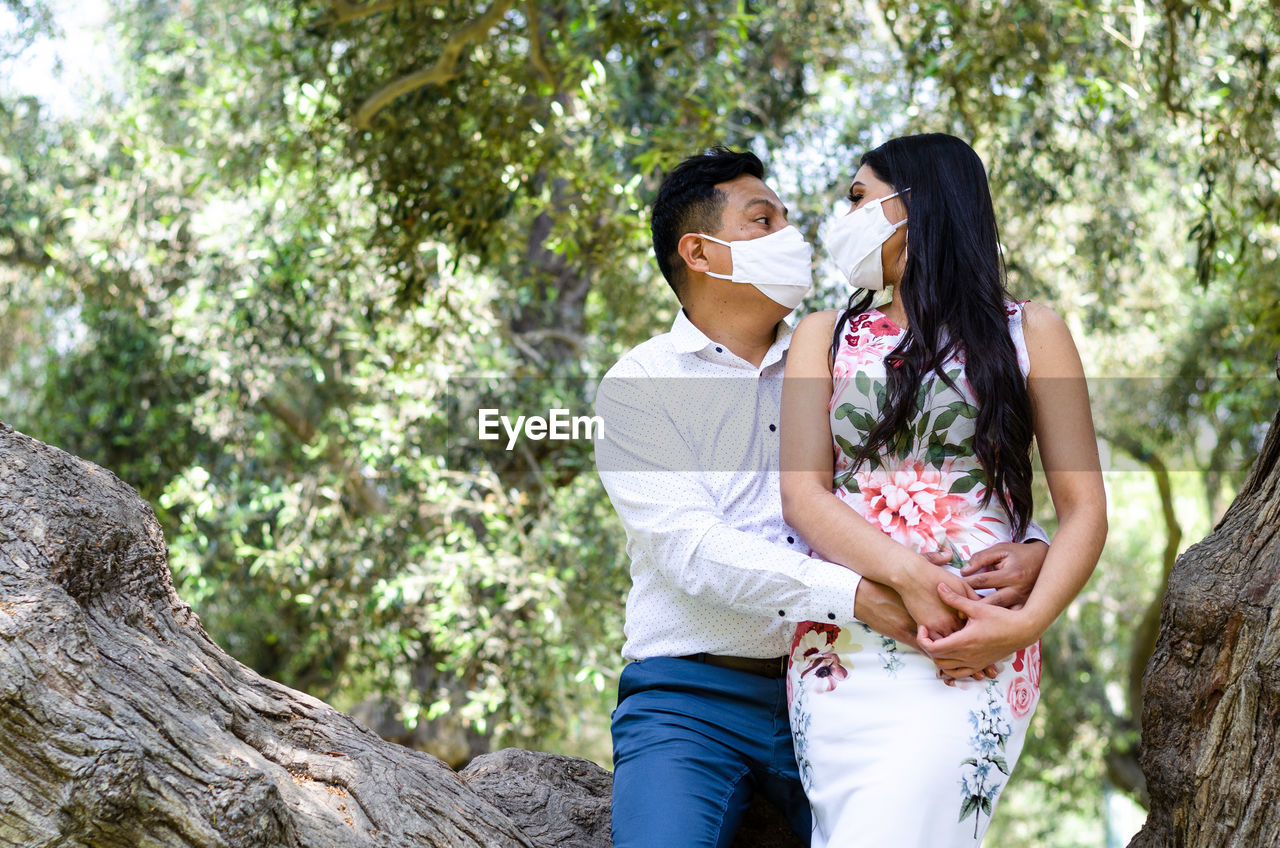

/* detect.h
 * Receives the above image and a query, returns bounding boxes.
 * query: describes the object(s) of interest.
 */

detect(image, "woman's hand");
[917,584,1040,679]
[961,540,1048,609]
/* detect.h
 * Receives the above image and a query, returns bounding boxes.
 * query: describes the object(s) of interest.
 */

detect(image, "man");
[594,147,1047,847]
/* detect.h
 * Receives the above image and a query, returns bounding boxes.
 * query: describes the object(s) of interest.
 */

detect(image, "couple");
[594,133,1107,847]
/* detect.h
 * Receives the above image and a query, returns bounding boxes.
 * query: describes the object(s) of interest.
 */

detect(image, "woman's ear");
[677,232,713,275]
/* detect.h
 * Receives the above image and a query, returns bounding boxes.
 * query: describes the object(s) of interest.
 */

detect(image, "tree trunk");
[0,422,798,847]
[1129,362,1280,846]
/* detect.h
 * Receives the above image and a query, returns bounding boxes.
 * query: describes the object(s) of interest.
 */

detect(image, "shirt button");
[787,536,795,544]
[778,610,785,617]
[715,346,723,353]
[827,612,836,620]
[769,423,777,432]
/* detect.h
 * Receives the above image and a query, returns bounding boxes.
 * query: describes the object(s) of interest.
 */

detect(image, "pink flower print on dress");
[1010,643,1043,691]
[800,649,849,693]
[792,622,853,694]
[830,358,853,413]
[846,335,897,371]
[852,459,972,553]
[1006,676,1036,719]
[834,440,854,476]
[867,314,899,337]
[794,620,841,645]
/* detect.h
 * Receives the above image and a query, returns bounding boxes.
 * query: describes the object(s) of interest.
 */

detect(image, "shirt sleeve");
[594,363,862,625]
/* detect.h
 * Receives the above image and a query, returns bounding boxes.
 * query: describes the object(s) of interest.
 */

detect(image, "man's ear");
[677,232,713,275]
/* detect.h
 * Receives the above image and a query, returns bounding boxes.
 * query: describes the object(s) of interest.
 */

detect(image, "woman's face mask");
[821,190,909,291]
[697,224,814,309]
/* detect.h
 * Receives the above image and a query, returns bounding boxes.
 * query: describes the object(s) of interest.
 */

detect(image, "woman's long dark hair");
[831,133,1034,537]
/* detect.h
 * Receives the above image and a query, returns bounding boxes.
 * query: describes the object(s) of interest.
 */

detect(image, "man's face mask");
[697,224,814,310]
[821,190,909,291]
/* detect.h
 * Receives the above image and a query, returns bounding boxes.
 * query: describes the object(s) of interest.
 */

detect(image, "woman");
[780,133,1107,846]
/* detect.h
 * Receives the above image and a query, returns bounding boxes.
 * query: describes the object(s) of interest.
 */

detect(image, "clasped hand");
[911,542,1045,683]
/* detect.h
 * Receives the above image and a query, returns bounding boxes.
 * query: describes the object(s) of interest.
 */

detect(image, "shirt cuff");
[795,558,863,627]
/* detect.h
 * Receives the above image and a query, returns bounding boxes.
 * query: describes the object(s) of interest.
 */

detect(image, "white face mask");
[821,190,909,291]
[698,224,814,309]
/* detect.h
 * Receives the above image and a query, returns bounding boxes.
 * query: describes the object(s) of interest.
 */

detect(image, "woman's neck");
[878,289,908,329]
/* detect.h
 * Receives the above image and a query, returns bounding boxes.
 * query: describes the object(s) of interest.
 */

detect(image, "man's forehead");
[715,174,786,213]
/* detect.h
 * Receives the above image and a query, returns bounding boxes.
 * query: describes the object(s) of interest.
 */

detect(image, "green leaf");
[851,411,877,432]
[834,470,859,493]
[933,407,961,432]
[915,412,931,440]
[950,471,986,494]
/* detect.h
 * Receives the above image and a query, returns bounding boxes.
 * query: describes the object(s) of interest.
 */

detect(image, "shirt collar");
[670,309,795,365]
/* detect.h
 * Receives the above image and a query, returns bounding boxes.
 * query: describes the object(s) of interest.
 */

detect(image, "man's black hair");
[650,146,765,302]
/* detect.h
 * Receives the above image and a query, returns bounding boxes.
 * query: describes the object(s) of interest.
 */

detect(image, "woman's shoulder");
[1010,300,1082,378]
[1012,300,1068,339]
[795,309,841,332]
[791,309,841,349]
[1007,298,1060,321]
[786,310,842,374]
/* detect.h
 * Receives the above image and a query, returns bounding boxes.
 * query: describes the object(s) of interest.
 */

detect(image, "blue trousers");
[610,656,810,848]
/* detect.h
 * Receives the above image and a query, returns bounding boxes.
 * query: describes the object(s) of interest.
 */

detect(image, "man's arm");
[852,579,917,645]
[594,363,863,625]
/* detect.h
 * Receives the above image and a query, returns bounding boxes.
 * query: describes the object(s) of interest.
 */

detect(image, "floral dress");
[787,303,1041,847]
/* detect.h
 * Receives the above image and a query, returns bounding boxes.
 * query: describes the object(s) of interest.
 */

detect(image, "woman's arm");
[781,311,976,638]
[919,302,1108,674]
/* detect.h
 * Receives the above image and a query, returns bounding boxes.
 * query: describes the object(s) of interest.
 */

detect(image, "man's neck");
[683,304,783,369]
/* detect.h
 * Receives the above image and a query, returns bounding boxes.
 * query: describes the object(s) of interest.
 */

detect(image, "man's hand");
[853,551,967,648]
[961,540,1048,609]
[852,579,919,648]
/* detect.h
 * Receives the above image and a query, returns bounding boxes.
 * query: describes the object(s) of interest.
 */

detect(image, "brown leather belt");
[676,653,788,679]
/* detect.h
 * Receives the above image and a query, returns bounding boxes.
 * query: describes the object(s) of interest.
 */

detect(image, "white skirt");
[787,621,1041,848]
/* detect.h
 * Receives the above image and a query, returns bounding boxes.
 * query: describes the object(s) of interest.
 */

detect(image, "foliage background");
[2,1,1277,843]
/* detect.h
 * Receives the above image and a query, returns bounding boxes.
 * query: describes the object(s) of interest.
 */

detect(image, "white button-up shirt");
[594,310,863,661]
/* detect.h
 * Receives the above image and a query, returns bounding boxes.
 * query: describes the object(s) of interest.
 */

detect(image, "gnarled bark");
[0,422,798,847]
[1129,363,1280,847]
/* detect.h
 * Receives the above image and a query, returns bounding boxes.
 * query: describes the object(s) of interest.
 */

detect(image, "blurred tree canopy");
[1,0,1277,843]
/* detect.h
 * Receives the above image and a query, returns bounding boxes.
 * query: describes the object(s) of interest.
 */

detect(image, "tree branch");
[352,0,518,129]
[0,248,51,270]
[0,421,622,848]
[325,0,410,25]
[524,0,556,86]
[258,386,389,517]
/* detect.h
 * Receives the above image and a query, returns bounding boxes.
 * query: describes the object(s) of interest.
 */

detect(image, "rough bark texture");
[1129,385,1280,846]
[0,422,799,847]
